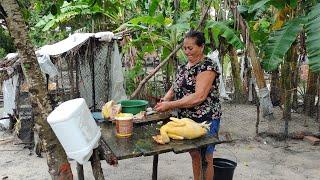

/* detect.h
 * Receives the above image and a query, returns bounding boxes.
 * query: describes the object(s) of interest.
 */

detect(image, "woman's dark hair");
[185,30,205,46]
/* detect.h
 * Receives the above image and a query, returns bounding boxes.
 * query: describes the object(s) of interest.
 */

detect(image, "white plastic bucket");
[47,98,101,164]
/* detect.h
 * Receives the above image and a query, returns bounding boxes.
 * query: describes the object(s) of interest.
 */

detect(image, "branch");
[129,43,183,99]
[130,0,213,99]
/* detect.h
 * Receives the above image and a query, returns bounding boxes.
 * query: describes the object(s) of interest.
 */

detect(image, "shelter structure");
[0,32,126,143]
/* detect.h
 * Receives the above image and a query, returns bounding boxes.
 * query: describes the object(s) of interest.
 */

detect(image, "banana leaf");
[306,3,320,73]
[261,17,305,72]
[205,21,244,50]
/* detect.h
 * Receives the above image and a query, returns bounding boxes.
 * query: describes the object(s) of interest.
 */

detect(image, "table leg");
[76,162,84,180]
[91,148,105,180]
[152,154,159,180]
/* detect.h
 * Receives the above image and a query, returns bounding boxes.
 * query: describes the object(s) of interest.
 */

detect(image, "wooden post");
[152,155,159,180]
[256,102,260,135]
[76,163,84,180]
[91,148,105,180]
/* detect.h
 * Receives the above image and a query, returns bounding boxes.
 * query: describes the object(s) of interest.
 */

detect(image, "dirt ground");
[1,103,320,180]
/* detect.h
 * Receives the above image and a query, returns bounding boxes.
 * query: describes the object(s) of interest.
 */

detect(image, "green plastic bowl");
[119,100,149,115]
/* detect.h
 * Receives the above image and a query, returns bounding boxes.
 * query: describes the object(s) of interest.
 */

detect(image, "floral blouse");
[172,56,222,123]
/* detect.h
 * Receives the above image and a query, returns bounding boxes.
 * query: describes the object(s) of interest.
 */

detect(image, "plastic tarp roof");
[3,32,115,77]
[36,33,94,56]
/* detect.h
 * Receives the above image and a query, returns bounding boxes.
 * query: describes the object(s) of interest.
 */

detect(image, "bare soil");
[1,103,320,180]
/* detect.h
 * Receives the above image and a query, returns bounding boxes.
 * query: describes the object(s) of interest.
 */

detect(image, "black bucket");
[213,158,237,180]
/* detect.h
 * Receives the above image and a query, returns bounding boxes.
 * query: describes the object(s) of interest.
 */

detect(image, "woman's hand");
[154,101,172,112]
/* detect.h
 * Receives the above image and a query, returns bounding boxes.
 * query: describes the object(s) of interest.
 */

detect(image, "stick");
[258,131,320,140]
[130,0,214,99]
[0,139,14,145]
[0,149,23,151]
[130,43,183,99]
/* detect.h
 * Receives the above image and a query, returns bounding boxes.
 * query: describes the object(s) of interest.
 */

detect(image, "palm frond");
[306,3,320,73]
[261,17,305,71]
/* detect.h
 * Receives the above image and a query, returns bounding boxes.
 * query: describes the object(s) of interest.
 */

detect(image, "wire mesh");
[49,38,112,110]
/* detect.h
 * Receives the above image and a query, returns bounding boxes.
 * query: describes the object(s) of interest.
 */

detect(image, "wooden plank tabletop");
[99,114,221,160]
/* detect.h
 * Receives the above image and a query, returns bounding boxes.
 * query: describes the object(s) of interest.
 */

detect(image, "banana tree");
[251,0,320,135]
[227,0,275,119]
[260,2,320,116]
[261,6,320,73]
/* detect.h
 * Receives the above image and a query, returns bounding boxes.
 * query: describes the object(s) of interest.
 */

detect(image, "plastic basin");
[118,100,148,115]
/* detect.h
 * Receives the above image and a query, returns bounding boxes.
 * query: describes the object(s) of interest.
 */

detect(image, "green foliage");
[117,1,198,94]
[0,28,16,58]
[248,0,270,13]
[249,17,271,48]
[205,20,244,50]
[261,17,305,71]
[26,0,125,47]
[35,2,114,31]
[289,0,298,9]
[149,0,160,16]
[124,59,144,95]
[0,48,5,59]
[305,3,320,73]
[269,0,287,9]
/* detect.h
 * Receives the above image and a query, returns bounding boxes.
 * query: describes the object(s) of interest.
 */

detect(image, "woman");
[155,30,221,180]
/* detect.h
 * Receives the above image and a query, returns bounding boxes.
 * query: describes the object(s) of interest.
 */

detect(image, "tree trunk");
[304,71,318,117]
[270,69,281,107]
[317,77,320,131]
[228,0,274,119]
[1,1,73,179]
[291,56,299,110]
[281,45,296,136]
[228,46,246,103]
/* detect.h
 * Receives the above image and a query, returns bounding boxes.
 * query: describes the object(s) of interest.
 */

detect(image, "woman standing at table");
[155,30,221,180]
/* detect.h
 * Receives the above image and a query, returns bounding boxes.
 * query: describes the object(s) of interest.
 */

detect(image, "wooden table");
[97,113,222,180]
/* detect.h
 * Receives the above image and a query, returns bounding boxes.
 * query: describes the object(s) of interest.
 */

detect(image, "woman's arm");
[161,87,174,101]
[170,70,216,108]
[155,71,216,112]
